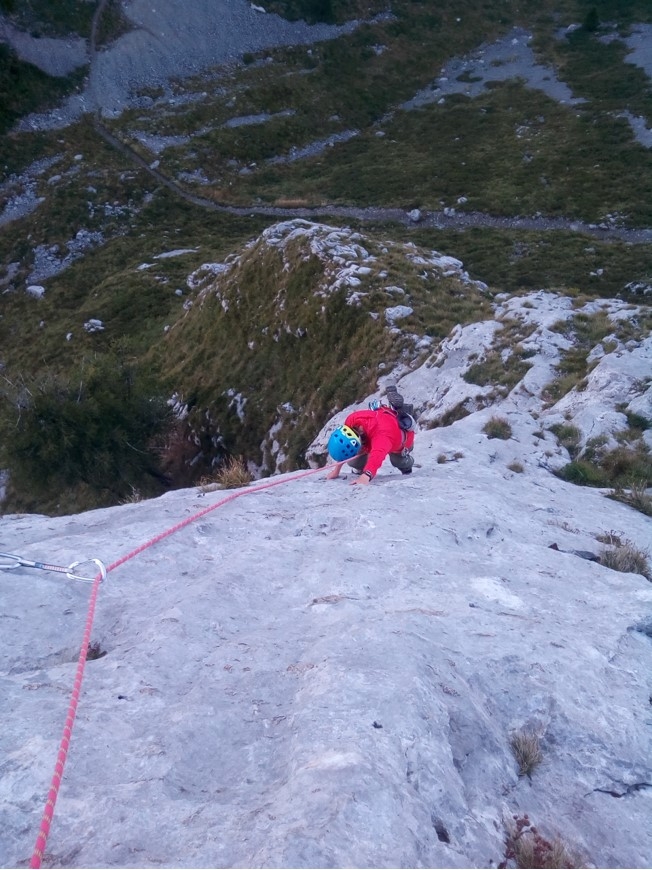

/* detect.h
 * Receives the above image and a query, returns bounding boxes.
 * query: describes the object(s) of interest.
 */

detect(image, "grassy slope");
[155,225,493,473]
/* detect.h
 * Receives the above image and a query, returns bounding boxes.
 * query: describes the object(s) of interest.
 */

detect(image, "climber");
[325,386,415,485]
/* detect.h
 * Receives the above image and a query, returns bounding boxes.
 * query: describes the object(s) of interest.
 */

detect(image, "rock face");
[2,290,651,869]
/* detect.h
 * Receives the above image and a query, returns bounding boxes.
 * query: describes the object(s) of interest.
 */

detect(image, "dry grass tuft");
[214,456,254,489]
[598,536,651,581]
[119,486,143,504]
[510,730,543,777]
[608,480,652,517]
[86,641,107,661]
[508,460,524,473]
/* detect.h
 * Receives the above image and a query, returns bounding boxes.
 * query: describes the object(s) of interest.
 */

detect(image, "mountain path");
[93,117,652,243]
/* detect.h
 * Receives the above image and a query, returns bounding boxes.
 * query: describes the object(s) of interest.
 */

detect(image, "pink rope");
[30,570,102,868]
[29,466,323,867]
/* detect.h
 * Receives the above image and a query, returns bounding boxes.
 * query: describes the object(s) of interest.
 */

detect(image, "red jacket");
[344,408,415,477]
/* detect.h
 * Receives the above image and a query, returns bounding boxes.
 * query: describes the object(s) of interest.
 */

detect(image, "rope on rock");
[29,466,324,868]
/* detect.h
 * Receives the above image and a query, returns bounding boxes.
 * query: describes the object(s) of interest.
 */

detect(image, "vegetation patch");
[463,316,536,394]
[425,403,472,430]
[212,456,254,489]
[500,814,584,870]
[0,46,86,135]
[0,356,172,515]
[483,416,513,440]
[153,224,491,480]
[542,310,616,403]
[543,307,652,406]
[556,438,652,516]
[598,535,651,580]
[548,423,582,459]
[405,228,652,302]
[608,481,652,518]
[0,0,96,38]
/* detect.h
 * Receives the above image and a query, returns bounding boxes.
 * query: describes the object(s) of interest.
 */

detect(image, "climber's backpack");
[370,396,416,432]
[393,406,416,432]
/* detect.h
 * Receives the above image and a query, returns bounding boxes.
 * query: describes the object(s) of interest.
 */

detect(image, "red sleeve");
[362,432,394,477]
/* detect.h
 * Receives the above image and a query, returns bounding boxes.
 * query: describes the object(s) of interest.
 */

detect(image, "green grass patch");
[463,316,536,393]
[543,309,617,402]
[548,423,582,458]
[228,81,652,224]
[556,458,610,486]
[153,225,492,476]
[483,415,513,439]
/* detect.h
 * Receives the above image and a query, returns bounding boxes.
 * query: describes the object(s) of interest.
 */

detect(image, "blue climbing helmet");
[328,424,362,461]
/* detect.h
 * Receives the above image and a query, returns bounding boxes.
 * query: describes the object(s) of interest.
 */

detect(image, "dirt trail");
[94,119,652,242]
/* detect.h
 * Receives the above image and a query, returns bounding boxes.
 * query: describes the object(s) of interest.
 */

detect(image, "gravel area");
[0,17,87,76]
[12,0,355,131]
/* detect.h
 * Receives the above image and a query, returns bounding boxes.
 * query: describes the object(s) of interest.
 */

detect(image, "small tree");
[583,8,599,32]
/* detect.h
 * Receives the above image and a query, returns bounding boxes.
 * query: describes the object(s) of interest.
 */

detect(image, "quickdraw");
[0,551,107,583]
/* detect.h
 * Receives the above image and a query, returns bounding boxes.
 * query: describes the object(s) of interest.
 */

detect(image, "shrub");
[508,461,524,473]
[556,442,652,500]
[625,411,650,432]
[556,460,608,486]
[426,403,471,429]
[483,416,512,440]
[500,814,584,869]
[510,730,542,777]
[119,486,143,504]
[600,444,652,482]
[582,434,608,462]
[463,354,530,392]
[1,357,172,513]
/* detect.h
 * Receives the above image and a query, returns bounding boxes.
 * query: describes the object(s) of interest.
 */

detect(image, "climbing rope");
[29,466,323,868]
